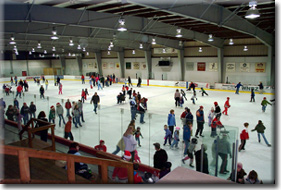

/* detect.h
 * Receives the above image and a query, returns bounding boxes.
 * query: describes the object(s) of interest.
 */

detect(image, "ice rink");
[2,78,275,183]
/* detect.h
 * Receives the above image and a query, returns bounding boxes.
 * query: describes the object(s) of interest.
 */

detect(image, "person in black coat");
[37,111,49,142]
[137,77,142,87]
[153,143,168,170]
[195,144,209,174]
[128,76,133,87]
[214,101,221,117]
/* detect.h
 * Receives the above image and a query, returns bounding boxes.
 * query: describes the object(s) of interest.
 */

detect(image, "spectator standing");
[258,82,264,94]
[153,143,168,170]
[195,106,205,138]
[90,92,100,114]
[37,111,49,142]
[65,99,72,117]
[20,103,29,125]
[174,89,181,107]
[29,102,36,119]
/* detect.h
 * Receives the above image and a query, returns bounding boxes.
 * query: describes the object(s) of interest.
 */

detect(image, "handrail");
[4,119,161,177]
[0,145,134,184]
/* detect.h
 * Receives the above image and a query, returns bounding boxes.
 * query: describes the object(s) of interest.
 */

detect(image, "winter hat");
[56,102,60,106]
[50,106,54,109]
[200,106,203,109]
[185,107,188,110]
[227,97,230,99]
[124,150,131,160]
[100,140,104,144]
[263,97,266,99]
[237,162,243,168]
[175,126,180,130]
[23,102,27,106]
[214,102,218,106]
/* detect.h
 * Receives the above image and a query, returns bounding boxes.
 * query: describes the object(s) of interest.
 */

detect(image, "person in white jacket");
[208,107,215,127]
[123,126,137,162]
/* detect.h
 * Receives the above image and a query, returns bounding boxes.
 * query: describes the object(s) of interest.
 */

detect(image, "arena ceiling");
[2,0,275,54]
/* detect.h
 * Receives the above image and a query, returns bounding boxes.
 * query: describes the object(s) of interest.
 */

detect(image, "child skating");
[200,87,208,96]
[251,120,271,147]
[163,125,172,146]
[170,127,180,149]
[239,122,249,152]
[191,91,197,104]
[261,97,272,112]
[182,137,197,167]
[58,83,63,95]
[134,127,143,147]
[222,97,231,116]
[180,89,187,101]
[179,96,184,108]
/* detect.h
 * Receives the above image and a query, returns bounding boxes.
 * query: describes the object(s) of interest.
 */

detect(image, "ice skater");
[179,96,184,108]
[84,88,89,100]
[180,89,187,101]
[97,79,103,90]
[133,127,143,147]
[250,88,255,102]
[182,138,197,167]
[81,89,86,103]
[167,109,176,138]
[222,97,231,116]
[200,87,208,96]
[251,120,271,147]
[58,83,63,95]
[258,82,264,94]
[137,77,142,87]
[170,127,180,149]
[208,107,215,127]
[174,89,180,107]
[128,76,133,87]
[191,91,197,104]
[56,102,66,127]
[239,122,249,152]
[261,97,272,112]
[163,125,172,146]
[195,106,204,138]
[235,82,243,94]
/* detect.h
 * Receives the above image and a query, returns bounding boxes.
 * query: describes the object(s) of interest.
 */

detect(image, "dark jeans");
[202,92,208,96]
[131,107,137,120]
[64,132,74,141]
[239,139,246,151]
[130,151,135,162]
[164,134,171,145]
[40,129,48,142]
[93,104,98,113]
[112,146,121,155]
[169,126,174,138]
[175,97,180,107]
[195,122,204,136]
[218,153,228,173]
[250,96,255,102]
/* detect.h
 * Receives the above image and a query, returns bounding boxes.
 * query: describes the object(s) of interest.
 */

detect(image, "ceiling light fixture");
[9,35,16,45]
[37,41,42,49]
[229,39,234,45]
[82,47,86,52]
[152,38,156,45]
[69,38,74,46]
[13,45,17,51]
[132,50,135,54]
[139,43,143,49]
[51,27,59,40]
[208,34,214,42]
[108,46,111,51]
[107,51,111,55]
[163,48,166,53]
[117,17,127,32]
[68,52,71,56]
[44,50,47,54]
[52,46,56,51]
[175,28,182,38]
[77,44,81,50]
[29,51,32,55]
[86,52,89,56]
[110,41,114,47]
[243,46,248,51]
[32,48,35,53]
[72,53,76,57]
[245,1,260,19]
[15,51,19,55]
[199,47,202,53]
[52,53,55,57]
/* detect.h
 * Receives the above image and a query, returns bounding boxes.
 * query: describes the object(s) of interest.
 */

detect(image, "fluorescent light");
[139,43,143,49]
[68,53,71,56]
[132,50,135,54]
[69,39,74,46]
[208,34,214,42]
[110,41,114,47]
[108,46,111,51]
[82,47,86,52]
[9,36,16,44]
[176,28,182,38]
[77,44,81,50]
[199,47,202,53]
[117,18,127,32]
[86,52,89,56]
[37,41,42,48]
[32,48,35,53]
[52,53,55,57]
[29,51,32,55]
[229,39,234,45]
[243,46,248,51]
[162,48,166,53]
[107,51,111,55]
[13,46,17,51]
[51,27,59,40]
[44,50,47,54]
[52,47,56,51]
[152,38,156,45]
[245,1,260,19]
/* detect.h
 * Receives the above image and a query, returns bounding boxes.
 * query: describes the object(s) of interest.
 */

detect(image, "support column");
[95,52,103,76]
[25,54,29,76]
[9,52,14,75]
[266,45,275,86]
[117,51,125,78]
[217,48,224,83]
[59,56,66,75]
[145,50,152,79]
[178,49,185,81]
[76,54,83,76]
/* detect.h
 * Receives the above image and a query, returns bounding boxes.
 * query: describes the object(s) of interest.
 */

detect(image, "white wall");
[82,58,98,75]
[124,58,147,80]
[152,57,179,81]
[101,58,121,78]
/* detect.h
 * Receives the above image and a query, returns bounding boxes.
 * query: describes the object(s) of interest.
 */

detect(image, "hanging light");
[139,43,143,49]
[52,53,55,57]
[37,41,42,48]
[52,46,56,51]
[72,53,76,57]
[68,52,71,56]
[152,38,156,45]
[243,46,248,51]
[31,48,35,53]
[86,52,89,56]
[198,47,202,53]
[110,40,114,47]
[208,34,214,42]
[82,47,86,52]
[245,1,260,19]
[9,35,16,45]
[108,46,111,51]
[51,27,59,40]
[229,39,234,45]
[117,17,127,32]
[42,54,45,58]
[162,48,166,53]
[77,44,81,50]
[175,28,182,38]
[132,50,135,54]
[13,45,17,51]
[15,50,19,55]
[107,51,111,55]
[29,51,32,55]
[44,50,47,54]
[69,38,74,46]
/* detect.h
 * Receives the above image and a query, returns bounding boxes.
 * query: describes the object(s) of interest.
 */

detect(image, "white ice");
[2,79,275,183]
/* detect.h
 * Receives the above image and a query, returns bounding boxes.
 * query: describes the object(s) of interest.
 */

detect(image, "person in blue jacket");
[185,108,193,126]
[235,82,243,94]
[163,125,172,146]
[167,109,176,138]
[250,88,255,102]
[183,122,192,155]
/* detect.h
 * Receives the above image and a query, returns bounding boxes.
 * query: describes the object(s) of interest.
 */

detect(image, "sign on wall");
[94,62,97,69]
[102,62,108,69]
[226,63,235,72]
[109,62,114,69]
[186,62,194,71]
[116,63,120,69]
[208,62,217,71]
[126,62,131,69]
[133,62,140,70]
[240,63,250,72]
[255,62,266,73]
[141,62,146,70]
[197,62,206,71]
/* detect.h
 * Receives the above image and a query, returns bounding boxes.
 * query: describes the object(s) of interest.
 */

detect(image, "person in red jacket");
[16,85,23,98]
[81,74,85,84]
[112,150,131,183]
[81,89,86,103]
[211,114,223,137]
[133,164,144,184]
[94,140,107,152]
[65,99,72,117]
[222,97,231,116]
[239,122,249,152]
